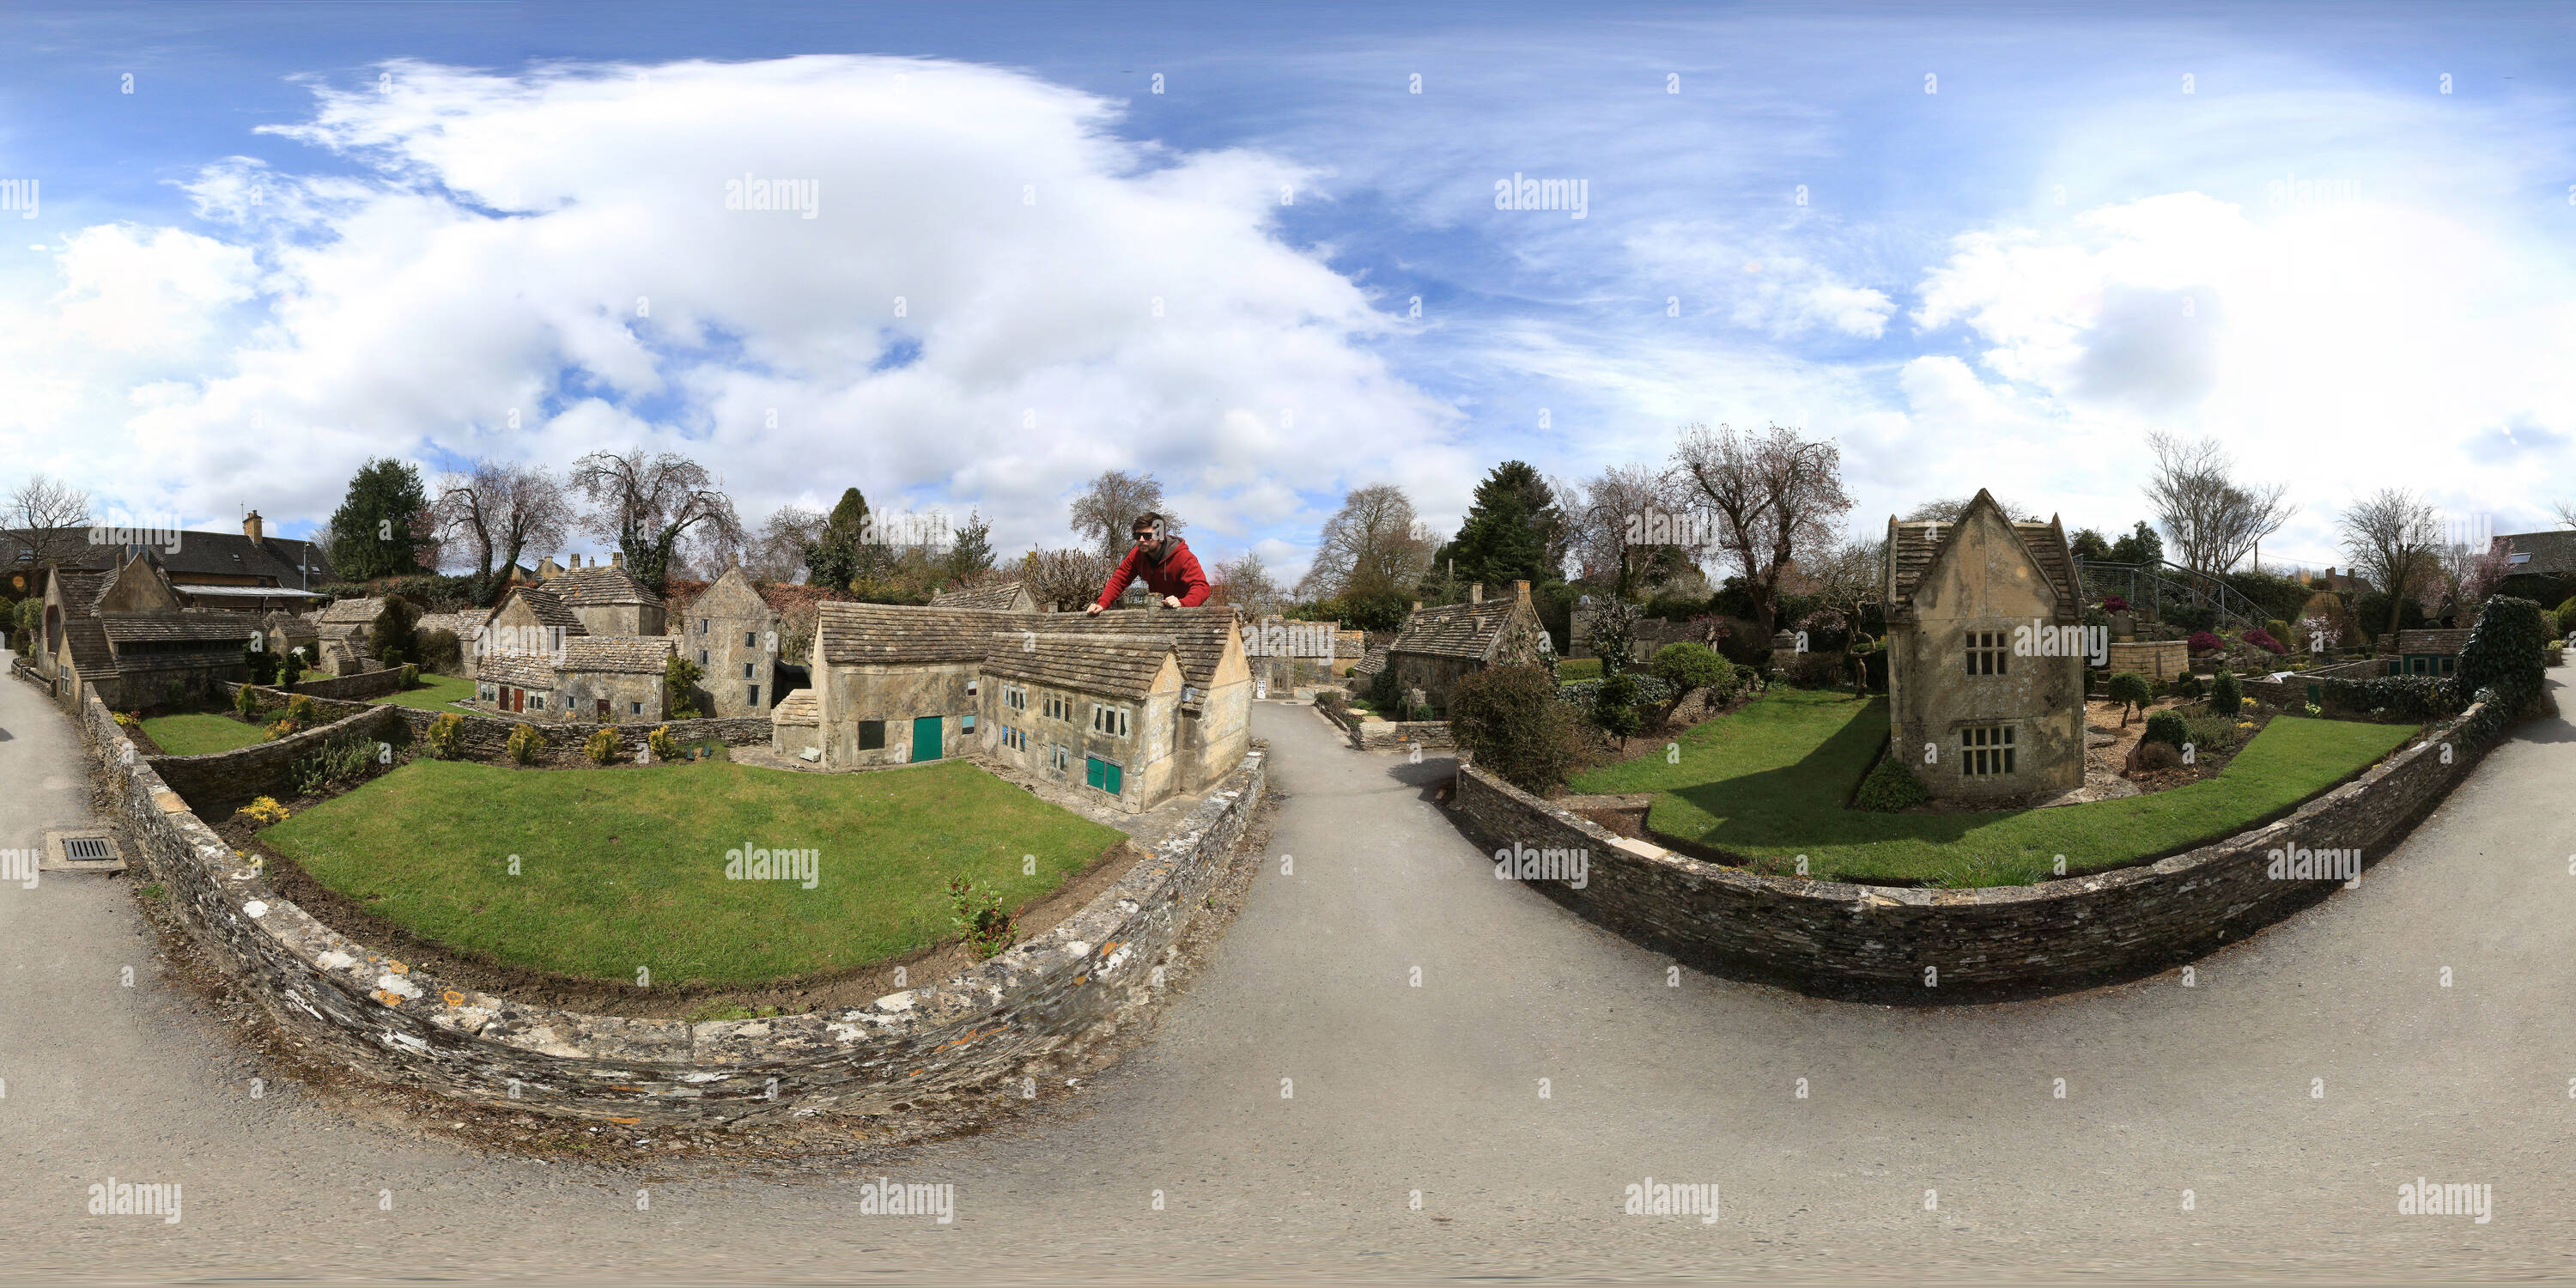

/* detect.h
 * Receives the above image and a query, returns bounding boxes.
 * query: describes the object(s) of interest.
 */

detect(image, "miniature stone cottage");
[1382,580,1552,716]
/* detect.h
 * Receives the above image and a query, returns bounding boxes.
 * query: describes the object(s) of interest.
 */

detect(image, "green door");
[1086,755,1121,796]
[911,716,943,762]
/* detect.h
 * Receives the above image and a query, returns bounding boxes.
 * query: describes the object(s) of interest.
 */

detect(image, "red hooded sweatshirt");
[1095,537,1212,609]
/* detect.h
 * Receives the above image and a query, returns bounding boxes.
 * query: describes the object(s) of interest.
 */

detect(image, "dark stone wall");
[218,683,771,770]
[147,705,407,814]
[1449,703,2487,1001]
[82,685,1267,1127]
[289,668,409,702]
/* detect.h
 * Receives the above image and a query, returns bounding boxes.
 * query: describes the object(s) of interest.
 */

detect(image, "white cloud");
[3,55,1460,562]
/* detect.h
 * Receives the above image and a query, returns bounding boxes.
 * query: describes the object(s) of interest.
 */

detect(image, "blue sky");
[3,0,2572,577]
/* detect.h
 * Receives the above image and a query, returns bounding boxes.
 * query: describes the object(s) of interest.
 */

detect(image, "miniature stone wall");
[1450,700,2488,999]
[2103,640,2189,682]
[220,683,772,769]
[288,668,409,702]
[86,684,1267,1127]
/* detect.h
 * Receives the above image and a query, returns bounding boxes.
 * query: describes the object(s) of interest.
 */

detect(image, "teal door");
[911,716,943,762]
[1085,755,1122,796]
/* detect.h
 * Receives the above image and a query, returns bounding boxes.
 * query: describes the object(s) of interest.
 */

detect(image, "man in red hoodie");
[1087,513,1211,613]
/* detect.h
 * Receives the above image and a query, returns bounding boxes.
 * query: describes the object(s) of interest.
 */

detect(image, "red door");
[597,698,611,720]
[509,687,524,713]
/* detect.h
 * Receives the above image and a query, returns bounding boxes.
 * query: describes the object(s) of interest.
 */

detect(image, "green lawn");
[141,713,270,756]
[368,672,477,712]
[260,757,1128,986]
[1567,688,2417,885]
[1555,657,1603,681]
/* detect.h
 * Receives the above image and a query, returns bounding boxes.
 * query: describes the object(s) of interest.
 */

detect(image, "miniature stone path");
[4,651,2573,1281]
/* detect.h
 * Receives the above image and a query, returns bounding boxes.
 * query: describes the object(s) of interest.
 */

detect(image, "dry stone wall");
[288,668,409,702]
[1449,702,2488,1000]
[85,685,1266,1126]
[220,683,771,769]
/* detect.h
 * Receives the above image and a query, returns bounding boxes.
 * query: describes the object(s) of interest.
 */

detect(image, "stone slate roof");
[264,613,319,644]
[3,526,336,586]
[980,632,1178,701]
[505,586,589,633]
[476,650,556,690]
[2396,629,2474,655]
[814,602,1238,709]
[931,580,1032,610]
[412,612,483,643]
[1886,490,2078,613]
[319,597,385,624]
[1389,600,1525,662]
[61,617,115,677]
[52,568,111,613]
[546,563,664,608]
[1351,644,1388,676]
[770,689,818,727]
[321,638,371,673]
[2494,530,2576,579]
[98,615,263,645]
[559,635,677,674]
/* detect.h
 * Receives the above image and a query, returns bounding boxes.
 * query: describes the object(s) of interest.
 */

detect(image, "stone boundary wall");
[219,683,772,769]
[2103,639,2189,682]
[289,668,408,702]
[82,683,1268,1126]
[1449,702,2488,999]
[2242,659,2390,716]
[1319,702,1455,751]
[147,704,408,813]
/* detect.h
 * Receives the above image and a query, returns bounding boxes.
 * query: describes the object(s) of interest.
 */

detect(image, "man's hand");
[1084,602,1104,617]
[1161,595,1182,610]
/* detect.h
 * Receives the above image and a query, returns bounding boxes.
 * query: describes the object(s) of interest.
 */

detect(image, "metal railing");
[2074,561,2269,633]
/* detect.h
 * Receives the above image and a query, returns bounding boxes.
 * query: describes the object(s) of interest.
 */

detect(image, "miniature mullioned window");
[1960,724,2015,775]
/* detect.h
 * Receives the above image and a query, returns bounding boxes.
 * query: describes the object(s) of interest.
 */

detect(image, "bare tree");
[2421,532,2511,623]
[432,460,573,605]
[1020,547,1115,612]
[1212,550,1285,617]
[568,449,744,591]
[1568,465,1689,598]
[745,505,824,583]
[2144,432,2294,586]
[1670,422,1855,634]
[2336,489,2441,638]
[4,473,94,571]
[2553,501,2576,531]
[1295,484,1437,604]
[1807,535,1885,647]
[1069,470,1179,559]
[1903,495,2026,525]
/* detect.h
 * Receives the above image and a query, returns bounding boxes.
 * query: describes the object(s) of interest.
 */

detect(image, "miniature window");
[699,649,709,666]
[858,720,885,750]
[742,661,755,679]
[629,702,643,715]
[966,678,979,698]
[748,684,760,708]
[963,712,977,733]
[1961,725,2015,775]
[701,619,709,635]
[745,631,756,647]
[1964,630,2008,676]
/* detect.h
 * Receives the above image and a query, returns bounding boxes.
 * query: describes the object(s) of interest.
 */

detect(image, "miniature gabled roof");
[814,603,1239,699]
[51,568,111,615]
[60,617,116,676]
[99,615,263,645]
[1884,489,2078,617]
[931,580,1035,611]
[318,596,386,623]
[770,689,818,726]
[980,632,1180,702]
[1350,644,1388,676]
[1388,599,1525,662]
[476,650,556,689]
[558,635,677,674]
[546,563,664,608]
[500,585,589,634]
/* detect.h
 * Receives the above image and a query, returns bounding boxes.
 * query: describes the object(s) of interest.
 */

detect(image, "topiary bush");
[2241,628,2287,655]
[283,694,318,728]
[2105,671,2152,726]
[1591,670,1644,741]
[506,723,546,765]
[2168,671,2203,700]
[584,726,619,765]
[1856,750,1929,812]
[2142,709,2190,749]
[2134,740,2184,772]
[647,724,681,762]
[278,647,304,689]
[2207,668,2242,718]
[2452,595,2549,743]
[1450,664,1588,795]
[234,683,261,721]
[425,711,465,759]
[398,662,419,690]
[2186,630,2224,653]
[664,655,705,719]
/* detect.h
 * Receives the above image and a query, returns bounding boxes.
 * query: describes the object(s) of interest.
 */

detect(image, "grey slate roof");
[1351,644,1389,677]
[98,615,263,645]
[546,563,664,608]
[2494,530,2576,579]
[52,568,111,613]
[2396,629,2473,655]
[931,580,1033,611]
[770,689,819,727]
[476,651,556,689]
[814,602,1238,710]
[1389,600,1524,662]
[504,586,589,633]
[3,526,336,586]
[1886,491,2078,612]
[558,635,677,674]
[980,632,1178,701]
[319,597,385,624]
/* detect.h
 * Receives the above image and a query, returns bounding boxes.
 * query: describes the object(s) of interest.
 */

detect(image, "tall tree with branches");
[1069,470,1177,559]
[431,459,573,605]
[4,473,94,573]
[1212,550,1285,617]
[746,504,824,583]
[1295,483,1438,605]
[2144,432,2294,586]
[568,448,743,591]
[1670,422,1854,634]
[2337,488,2442,639]
[1570,464,1691,598]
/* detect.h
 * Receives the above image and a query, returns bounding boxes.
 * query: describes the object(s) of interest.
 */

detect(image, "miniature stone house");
[549,635,677,723]
[540,556,665,636]
[1882,490,2087,804]
[676,566,782,719]
[790,602,1250,813]
[2390,629,2472,677]
[313,596,386,676]
[34,551,259,708]
[1382,580,1552,716]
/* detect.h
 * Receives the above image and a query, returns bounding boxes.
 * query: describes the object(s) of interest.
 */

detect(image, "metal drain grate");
[40,829,125,873]
[63,836,112,861]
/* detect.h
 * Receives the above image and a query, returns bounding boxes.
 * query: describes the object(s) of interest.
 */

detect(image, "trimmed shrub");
[2266,618,2291,643]
[244,645,280,685]
[2142,709,2190,749]
[1591,670,1644,740]
[234,797,290,827]
[1856,750,1929,812]
[2105,671,2152,725]
[2168,671,2203,700]
[2241,628,2287,655]
[278,647,304,689]
[283,694,318,728]
[1451,664,1588,794]
[234,683,261,721]
[2135,741,2184,772]
[1649,641,1730,707]
[506,723,545,765]
[261,719,296,742]
[368,597,422,669]
[417,629,463,676]
[1783,651,1845,690]
[398,662,420,689]
[664,655,705,719]
[2186,630,2224,653]
[2208,668,2242,718]
[647,725,681,762]
[425,711,465,759]
[584,726,620,765]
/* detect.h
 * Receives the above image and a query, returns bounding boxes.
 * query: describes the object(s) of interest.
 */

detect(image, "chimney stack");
[611,551,626,568]
[1469,582,1484,604]
[1514,580,1531,605]
[243,510,264,543]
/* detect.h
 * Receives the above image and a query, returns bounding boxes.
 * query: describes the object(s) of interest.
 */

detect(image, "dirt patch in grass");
[227,813,1148,1019]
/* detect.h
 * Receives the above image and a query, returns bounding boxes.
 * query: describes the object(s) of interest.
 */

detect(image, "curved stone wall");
[1449,705,2488,1000]
[82,688,1265,1125]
